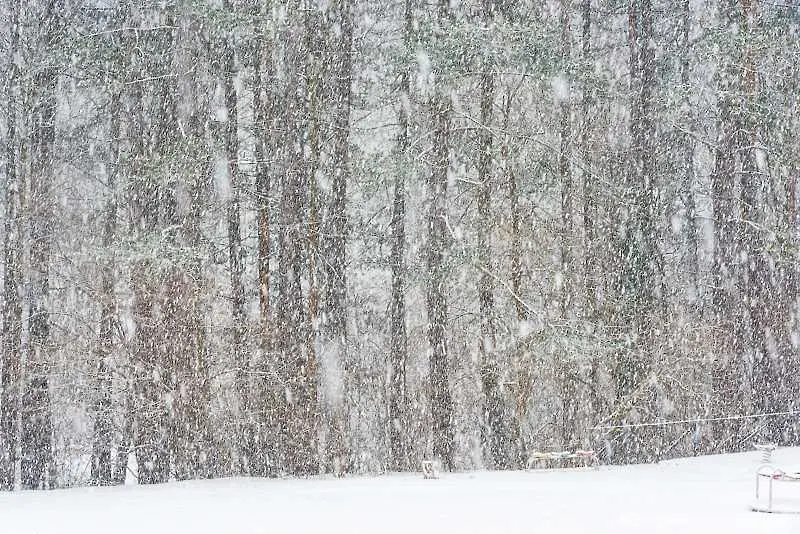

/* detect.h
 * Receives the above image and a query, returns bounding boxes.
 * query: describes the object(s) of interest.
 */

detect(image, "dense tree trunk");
[580,0,602,429]
[476,0,515,469]
[253,0,277,477]
[388,0,412,473]
[1,0,23,492]
[680,0,699,298]
[221,0,248,474]
[128,24,169,483]
[319,0,354,474]
[610,0,659,461]
[91,93,121,487]
[427,0,455,464]
[556,0,578,452]
[275,6,318,475]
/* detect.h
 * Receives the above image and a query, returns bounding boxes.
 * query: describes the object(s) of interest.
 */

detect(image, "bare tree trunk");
[222,0,248,474]
[736,0,775,443]
[388,0,412,473]
[475,0,515,469]
[1,0,23,491]
[710,87,739,449]
[502,89,530,452]
[254,2,273,336]
[559,0,573,321]
[302,1,326,472]
[504,92,524,323]
[320,0,353,474]
[275,7,318,474]
[171,2,213,481]
[253,0,276,477]
[611,0,658,462]
[556,0,578,452]
[427,1,455,464]
[129,37,169,483]
[710,0,760,450]
[92,93,121,486]
[132,263,169,484]
[680,0,699,299]
[580,0,601,430]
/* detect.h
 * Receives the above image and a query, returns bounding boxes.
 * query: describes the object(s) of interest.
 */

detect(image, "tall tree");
[274,2,318,474]
[609,0,660,460]
[679,0,699,297]
[91,92,121,487]
[221,0,249,473]
[580,0,603,429]
[169,2,213,480]
[476,0,516,469]
[252,0,278,477]
[321,0,354,473]
[426,0,455,471]
[1,0,23,492]
[388,0,413,473]
[556,0,578,452]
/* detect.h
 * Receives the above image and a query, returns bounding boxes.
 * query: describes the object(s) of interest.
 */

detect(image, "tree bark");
[1,0,23,491]
[129,24,169,483]
[92,93,121,486]
[320,0,354,474]
[680,0,699,299]
[556,0,578,452]
[580,0,602,430]
[275,5,318,474]
[476,0,516,469]
[611,0,658,462]
[388,0,412,473]
[253,0,277,477]
[427,1,455,465]
[222,0,248,474]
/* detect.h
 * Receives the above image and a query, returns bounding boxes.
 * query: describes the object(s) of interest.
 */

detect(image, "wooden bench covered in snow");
[526,449,598,470]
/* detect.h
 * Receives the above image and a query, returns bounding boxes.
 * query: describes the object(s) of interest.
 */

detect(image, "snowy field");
[1,449,800,533]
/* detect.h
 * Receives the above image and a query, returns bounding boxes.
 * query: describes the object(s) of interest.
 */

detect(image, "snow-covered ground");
[2,448,799,533]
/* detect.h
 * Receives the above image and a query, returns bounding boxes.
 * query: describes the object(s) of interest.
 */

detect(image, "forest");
[1,0,799,490]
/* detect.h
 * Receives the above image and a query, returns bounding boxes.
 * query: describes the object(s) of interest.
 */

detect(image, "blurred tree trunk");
[710,77,740,449]
[128,17,169,483]
[253,0,278,477]
[506,95,523,321]
[556,0,578,452]
[91,92,121,486]
[558,0,573,322]
[1,0,23,492]
[302,0,325,472]
[736,0,776,443]
[427,0,455,471]
[476,0,516,469]
[710,0,763,450]
[580,0,602,430]
[611,0,659,461]
[222,0,249,474]
[503,89,529,452]
[388,0,412,473]
[23,0,60,489]
[680,0,699,299]
[275,4,318,475]
[167,5,212,480]
[320,0,353,474]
